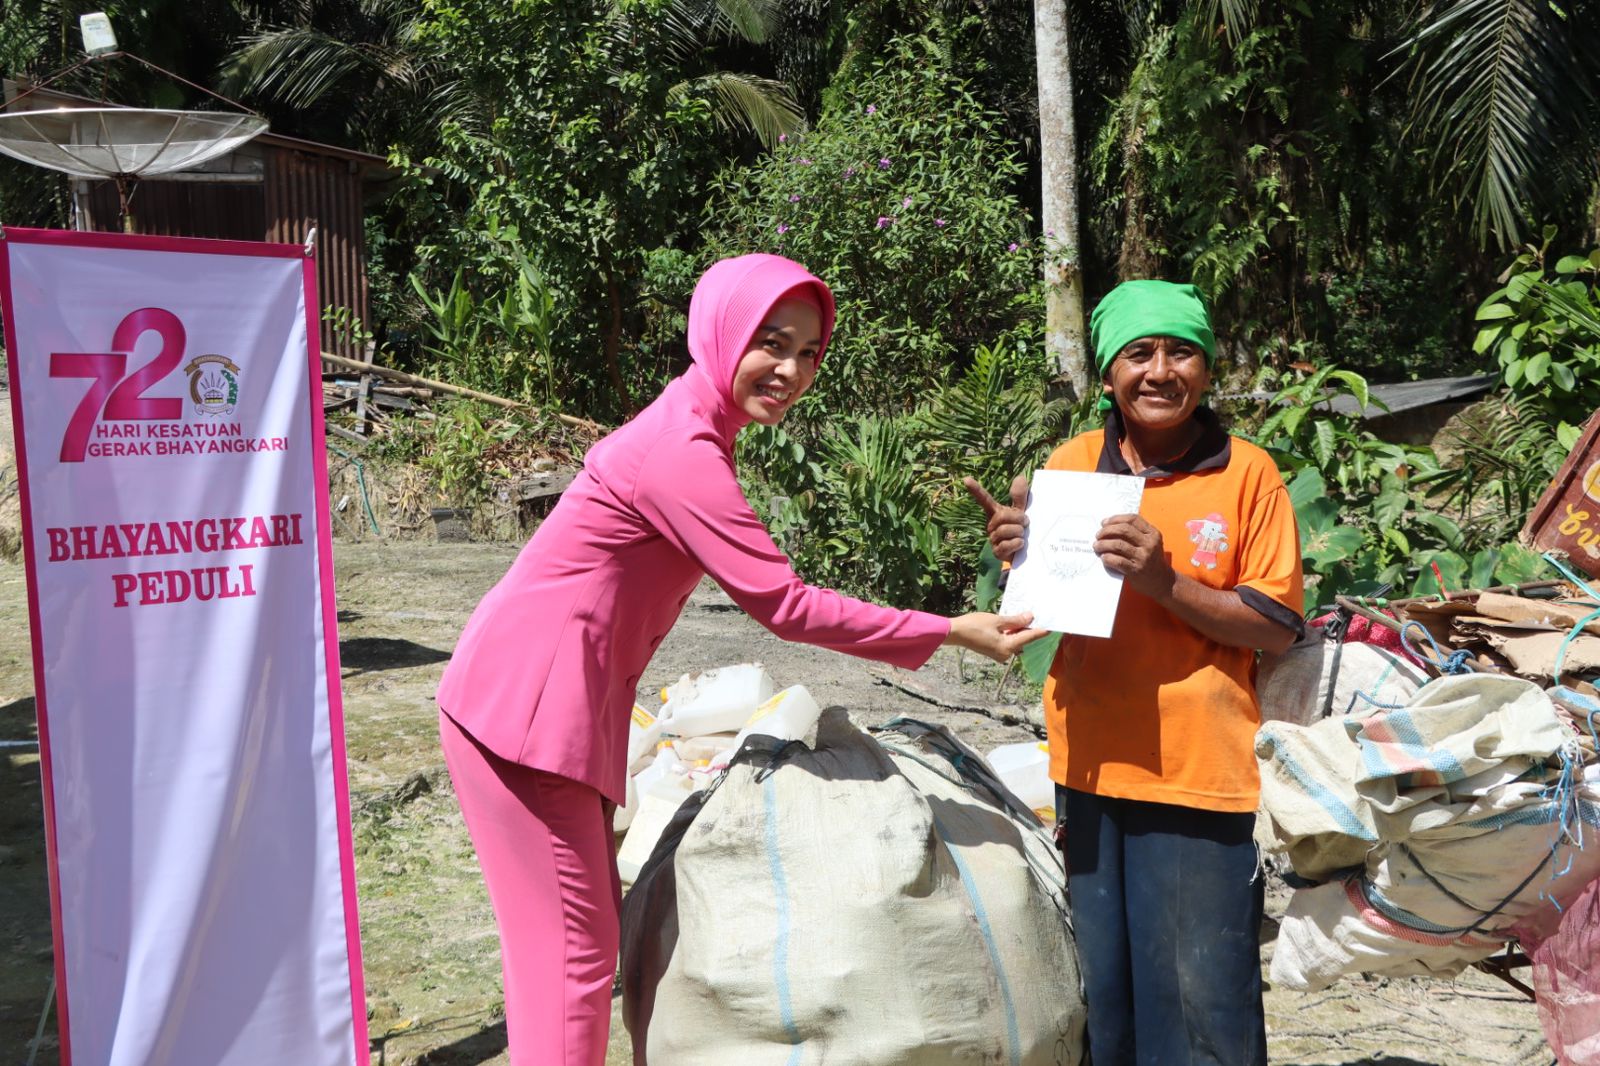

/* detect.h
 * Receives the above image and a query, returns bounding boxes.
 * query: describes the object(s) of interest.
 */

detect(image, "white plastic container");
[657,663,777,738]
[613,772,639,833]
[712,685,824,768]
[617,748,698,884]
[985,740,1054,814]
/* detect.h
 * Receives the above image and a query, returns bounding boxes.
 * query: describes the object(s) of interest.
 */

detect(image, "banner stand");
[2,226,368,1065]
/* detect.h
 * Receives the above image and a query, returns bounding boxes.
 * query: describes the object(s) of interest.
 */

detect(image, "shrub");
[703,33,1043,423]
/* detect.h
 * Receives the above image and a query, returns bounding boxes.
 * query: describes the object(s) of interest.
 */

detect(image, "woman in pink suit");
[436,253,1043,1064]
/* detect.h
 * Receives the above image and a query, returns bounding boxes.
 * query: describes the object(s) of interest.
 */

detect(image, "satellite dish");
[2,15,270,231]
[0,107,268,179]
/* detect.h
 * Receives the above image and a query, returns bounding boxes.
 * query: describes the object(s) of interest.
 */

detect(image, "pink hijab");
[586,253,836,476]
[680,253,836,433]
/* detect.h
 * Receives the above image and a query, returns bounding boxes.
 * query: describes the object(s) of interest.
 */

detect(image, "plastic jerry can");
[617,750,697,884]
[985,740,1054,813]
[657,663,777,738]
[712,685,824,769]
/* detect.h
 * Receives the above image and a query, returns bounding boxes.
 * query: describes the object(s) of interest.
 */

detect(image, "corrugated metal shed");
[6,83,390,360]
[1224,374,1496,418]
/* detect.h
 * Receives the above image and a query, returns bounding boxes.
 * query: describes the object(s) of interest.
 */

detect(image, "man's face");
[1102,335,1210,431]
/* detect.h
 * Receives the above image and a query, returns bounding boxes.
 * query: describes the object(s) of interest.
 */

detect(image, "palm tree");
[1390,0,1600,250]
[221,0,803,153]
[218,0,479,152]
[616,0,803,147]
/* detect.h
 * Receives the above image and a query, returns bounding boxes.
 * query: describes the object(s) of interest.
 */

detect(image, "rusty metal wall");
[84,180,266,242]
[80,150,372,362]
[266,149,370,362]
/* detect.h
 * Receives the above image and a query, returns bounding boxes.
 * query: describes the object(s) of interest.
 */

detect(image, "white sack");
[621,709,1085,1066]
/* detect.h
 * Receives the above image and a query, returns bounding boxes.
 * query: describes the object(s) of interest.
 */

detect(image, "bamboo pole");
[320,352,605,434]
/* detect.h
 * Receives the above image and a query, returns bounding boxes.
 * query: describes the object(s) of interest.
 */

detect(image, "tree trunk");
[604,273,634,416]
[1035,0,1090,399]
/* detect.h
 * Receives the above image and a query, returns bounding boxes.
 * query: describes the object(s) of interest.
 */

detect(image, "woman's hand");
[944,612,1051,663]
[1094,514,1175,600]
[963,476,1030,563]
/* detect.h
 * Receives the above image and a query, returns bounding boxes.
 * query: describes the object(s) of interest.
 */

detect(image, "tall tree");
[1034,0,1089,396]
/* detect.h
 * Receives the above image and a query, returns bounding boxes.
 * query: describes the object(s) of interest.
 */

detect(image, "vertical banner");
[1,228,367,1065]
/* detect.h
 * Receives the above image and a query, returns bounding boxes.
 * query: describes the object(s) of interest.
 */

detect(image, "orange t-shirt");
[1041,411,1303,812]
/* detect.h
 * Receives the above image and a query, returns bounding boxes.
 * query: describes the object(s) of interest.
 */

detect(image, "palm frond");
[1192,0,1261,46]
[1432,392,1566,549]
[667,72,803,147]
[221,28,388,110]
[1392,0,1600,249]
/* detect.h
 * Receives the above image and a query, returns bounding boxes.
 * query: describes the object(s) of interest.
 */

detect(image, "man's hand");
[1094,514,1175,600]
[944,612,1052,663]
[963,475,1031,563]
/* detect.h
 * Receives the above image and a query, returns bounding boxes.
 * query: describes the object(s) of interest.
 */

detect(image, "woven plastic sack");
[1256,714,1379,879]
[1257,635,1428,727]
[1261,674,1600,991]
[620,710,1085,1066]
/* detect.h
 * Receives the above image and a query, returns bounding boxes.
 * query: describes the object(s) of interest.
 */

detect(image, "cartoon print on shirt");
[1185,512,1229,569]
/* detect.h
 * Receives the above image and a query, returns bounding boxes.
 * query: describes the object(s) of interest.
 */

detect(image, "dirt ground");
[0,540,1555,1065]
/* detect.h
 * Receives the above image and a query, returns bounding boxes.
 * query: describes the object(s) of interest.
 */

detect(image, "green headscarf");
[1089,280,1215,412]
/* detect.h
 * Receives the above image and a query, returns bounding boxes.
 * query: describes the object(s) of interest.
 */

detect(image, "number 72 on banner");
[49,306,190,462]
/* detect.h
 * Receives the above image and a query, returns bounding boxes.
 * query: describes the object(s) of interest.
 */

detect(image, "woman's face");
[1102,334,1211,430]
[731,297,822,426]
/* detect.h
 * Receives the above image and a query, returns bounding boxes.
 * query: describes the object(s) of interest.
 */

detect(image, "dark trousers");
[1061,787,1267,1066]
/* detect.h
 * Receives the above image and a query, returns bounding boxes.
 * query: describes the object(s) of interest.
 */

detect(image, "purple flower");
[789,194,801,202]
[843,166,857,178]
[777,223,790,234]
[1007,242,1019,252]
[779,133,787,143]
[901,196,913,208]
[796,158,813,166]
[934,218,948,227]
[1046,229,1056,237]
[878,158,891,169]
[866,104,877,115]
[876,216,894,229]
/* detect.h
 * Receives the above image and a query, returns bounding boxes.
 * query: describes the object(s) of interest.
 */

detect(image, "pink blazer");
[436,255,949,804]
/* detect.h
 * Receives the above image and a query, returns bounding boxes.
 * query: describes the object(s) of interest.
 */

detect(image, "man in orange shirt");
[968,280,1303,1066]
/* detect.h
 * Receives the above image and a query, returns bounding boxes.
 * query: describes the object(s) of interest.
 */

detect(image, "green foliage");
[1474,233,1600,424]
[1257,367,1552,608]
[704,33,1042,419]
[1419,395,1569,554]
[740,341,1063,610]
[407,240,559,406]
[1393,0,1600,250]
[921,342,1069,589]
[372,399,555,506]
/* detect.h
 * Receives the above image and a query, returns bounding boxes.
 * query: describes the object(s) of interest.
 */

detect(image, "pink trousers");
[439,710,622,1066]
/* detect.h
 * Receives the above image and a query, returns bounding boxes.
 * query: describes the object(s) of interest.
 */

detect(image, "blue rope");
[1541,551,1600,601]
[1400,620,1474,675]
[1552,603,1600,685]
[1345,655,1410,715]
[1539,741,1586,914]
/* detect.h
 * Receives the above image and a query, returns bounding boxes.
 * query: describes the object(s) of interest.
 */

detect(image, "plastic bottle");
[656,663,777,738]
[985,740,1054,813]
[711,685,823,768]
[627,703,664,770]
